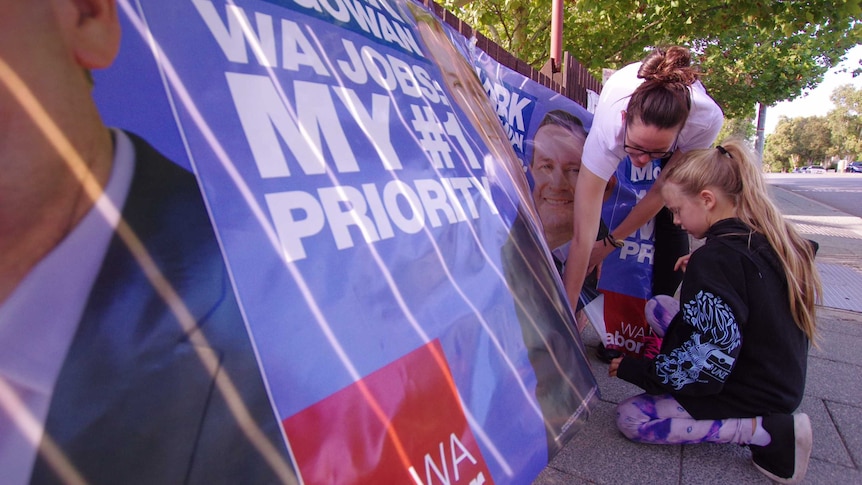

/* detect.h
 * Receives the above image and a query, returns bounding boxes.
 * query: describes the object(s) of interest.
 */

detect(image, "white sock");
[750,416,772,446]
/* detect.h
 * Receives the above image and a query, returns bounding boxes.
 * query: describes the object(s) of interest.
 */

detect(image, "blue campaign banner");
[468,44,594,176]
[468,44,643,343]
[466,46,657,358]
[591,156,659,357]
[94,0,597,483]
[599,157,658,300]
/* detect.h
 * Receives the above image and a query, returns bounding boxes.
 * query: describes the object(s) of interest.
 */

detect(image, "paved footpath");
[533,181,862,484]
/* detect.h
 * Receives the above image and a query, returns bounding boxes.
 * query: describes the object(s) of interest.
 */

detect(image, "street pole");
[550,0,562,72]
[755,102,767,167]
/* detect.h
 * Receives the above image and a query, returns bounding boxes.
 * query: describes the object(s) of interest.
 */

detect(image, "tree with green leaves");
[716,117,755,145]
[440,0,862,120]
[763,117,796,172]
[763,85,862,171]
[827,84,862,160]
[764,116,832,171]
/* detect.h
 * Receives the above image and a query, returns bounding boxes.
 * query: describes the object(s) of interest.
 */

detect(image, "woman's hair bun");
[638,46,699,86]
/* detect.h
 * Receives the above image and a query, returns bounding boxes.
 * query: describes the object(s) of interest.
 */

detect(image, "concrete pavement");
[533,180,862,484]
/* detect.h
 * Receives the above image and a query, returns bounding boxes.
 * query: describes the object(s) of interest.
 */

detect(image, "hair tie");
[716,145,733,159]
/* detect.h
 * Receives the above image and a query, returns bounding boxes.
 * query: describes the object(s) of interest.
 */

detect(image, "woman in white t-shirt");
[564,46,723,336]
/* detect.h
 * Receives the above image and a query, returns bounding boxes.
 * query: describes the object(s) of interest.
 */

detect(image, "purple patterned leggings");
[616,393,754,445]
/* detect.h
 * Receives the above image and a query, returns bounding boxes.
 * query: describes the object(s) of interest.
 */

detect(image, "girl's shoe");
[750,413,812,484]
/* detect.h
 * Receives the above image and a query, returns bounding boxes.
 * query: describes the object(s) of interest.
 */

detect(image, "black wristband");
[604,234,624,248]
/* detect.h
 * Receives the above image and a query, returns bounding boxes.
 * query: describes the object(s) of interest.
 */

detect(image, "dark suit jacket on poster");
[501,208,597,459]
[29,133,293,484]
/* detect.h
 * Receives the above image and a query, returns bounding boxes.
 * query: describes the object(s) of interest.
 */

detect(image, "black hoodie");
[617,218,810,419]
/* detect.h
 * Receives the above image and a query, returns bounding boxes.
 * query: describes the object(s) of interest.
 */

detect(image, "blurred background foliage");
[439,0,861,169]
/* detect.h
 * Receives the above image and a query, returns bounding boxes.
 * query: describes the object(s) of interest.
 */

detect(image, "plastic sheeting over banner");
[94,0,598,483]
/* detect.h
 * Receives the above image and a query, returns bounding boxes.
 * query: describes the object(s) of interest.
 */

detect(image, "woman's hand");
[608,356,624,377]
[588,239,615,275]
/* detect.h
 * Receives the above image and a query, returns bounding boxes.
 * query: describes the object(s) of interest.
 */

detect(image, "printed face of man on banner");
[529,112,587,251]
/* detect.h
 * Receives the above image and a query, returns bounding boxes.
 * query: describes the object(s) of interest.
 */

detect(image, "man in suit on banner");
[0,1,295,483]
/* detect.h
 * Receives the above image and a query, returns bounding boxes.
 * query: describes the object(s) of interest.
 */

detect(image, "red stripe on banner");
[601,291,650,358]
[283,340,493,485]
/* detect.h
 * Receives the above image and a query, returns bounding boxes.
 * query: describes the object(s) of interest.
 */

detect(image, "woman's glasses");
[622,124,680,160]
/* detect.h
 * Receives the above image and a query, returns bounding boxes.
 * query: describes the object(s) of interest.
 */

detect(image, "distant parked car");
[806,165,826,174]
[846,161,862,173]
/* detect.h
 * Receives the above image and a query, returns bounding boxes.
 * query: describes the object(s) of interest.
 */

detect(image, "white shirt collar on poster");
[0,129,135,485]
